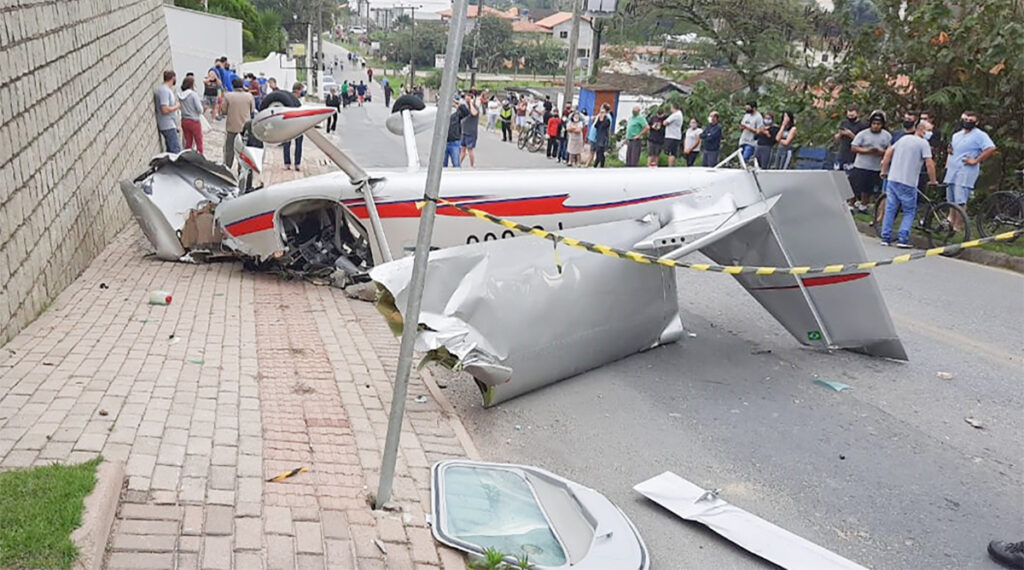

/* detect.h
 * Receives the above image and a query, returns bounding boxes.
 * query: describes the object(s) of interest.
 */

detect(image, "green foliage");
[825,0,1024,187]
[462,16,515,72]
[0,458,100,569]
[174,0,285,57]
[624,0,820,92]
[381,22,449,68]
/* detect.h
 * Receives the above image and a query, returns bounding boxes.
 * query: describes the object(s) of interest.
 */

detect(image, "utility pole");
[589,19,602,81]
[375,0,470,511]
[469,0,484,89]
[562,0,583,108]
[409,6,417,88]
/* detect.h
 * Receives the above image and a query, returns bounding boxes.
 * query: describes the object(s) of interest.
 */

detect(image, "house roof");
[437,5,516,19]
[533,11,590,29]
[512,20,548,33]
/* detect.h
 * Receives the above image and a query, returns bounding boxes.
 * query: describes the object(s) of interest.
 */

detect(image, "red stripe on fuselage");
[225,211,275,236]
[344,191,690,220]
[751,272,871,291]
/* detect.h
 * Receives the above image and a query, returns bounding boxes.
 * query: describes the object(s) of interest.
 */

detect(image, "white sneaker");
[895,242,913,249]
[880,240,892,246]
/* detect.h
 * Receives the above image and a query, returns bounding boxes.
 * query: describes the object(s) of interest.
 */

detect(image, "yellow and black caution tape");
[423,197,1023,275]
[267,467,308,482]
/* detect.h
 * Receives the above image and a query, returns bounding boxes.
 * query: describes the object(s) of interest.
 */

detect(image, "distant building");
[532,12,595,59]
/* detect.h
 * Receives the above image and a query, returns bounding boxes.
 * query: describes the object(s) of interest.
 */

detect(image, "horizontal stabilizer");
[699,170,906,360]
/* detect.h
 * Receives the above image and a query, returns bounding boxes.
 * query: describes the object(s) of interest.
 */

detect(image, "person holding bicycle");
[879,119,938,247]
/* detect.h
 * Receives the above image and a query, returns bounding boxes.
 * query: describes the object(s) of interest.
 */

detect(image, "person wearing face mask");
[754,112,779,169]
[683,118,703,167]
[943,111,997,214]
[154,71,182,153]
[879,119,938,247]
[835,104,866,171]
[700,111,722,167]
[566,111,585,167]
[849,111,892,213]
[738,102,763,162]
[890,111,918,145]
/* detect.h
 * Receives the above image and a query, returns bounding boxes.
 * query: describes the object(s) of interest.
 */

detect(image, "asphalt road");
[321,46,1024,568]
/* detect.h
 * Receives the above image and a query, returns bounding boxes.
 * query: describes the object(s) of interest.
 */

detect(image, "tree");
[381,22,449,69]
[827,0,1024,186]
[462,16,515,73]
[623,0,817,93]
[175,0,285,57]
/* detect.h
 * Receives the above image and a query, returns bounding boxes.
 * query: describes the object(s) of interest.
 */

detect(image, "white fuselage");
[214,166,762,263]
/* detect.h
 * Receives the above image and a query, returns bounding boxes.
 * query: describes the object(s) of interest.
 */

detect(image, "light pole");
[562,0,583,108]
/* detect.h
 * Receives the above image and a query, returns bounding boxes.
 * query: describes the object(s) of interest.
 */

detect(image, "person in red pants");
[179,76,205,154]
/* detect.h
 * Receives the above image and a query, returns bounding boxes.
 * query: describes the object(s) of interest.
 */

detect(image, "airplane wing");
[372,169,905,406]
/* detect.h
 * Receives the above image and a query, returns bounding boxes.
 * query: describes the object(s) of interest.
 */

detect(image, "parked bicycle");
[973,170,1023,242]
[517,120,545,153]
[870,183,970,254]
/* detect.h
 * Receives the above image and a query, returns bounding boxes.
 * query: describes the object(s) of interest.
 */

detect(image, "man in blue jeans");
[879,119,938,247]
[445,98,470,167]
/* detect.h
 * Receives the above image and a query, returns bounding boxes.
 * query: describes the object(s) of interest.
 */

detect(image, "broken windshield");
[442,465,567,566]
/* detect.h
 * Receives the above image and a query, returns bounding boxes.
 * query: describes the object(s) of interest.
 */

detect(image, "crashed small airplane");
[122,97,906,406]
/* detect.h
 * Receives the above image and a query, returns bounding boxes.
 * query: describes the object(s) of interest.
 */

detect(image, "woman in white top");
[486,96,500,131]
[774,111,797,169]
[683,119,703,166]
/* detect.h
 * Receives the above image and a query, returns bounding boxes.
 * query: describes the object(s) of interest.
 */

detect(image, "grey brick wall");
[0,0,172,344]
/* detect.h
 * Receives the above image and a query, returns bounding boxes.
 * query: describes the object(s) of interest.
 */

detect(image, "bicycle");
[870,182,970,254]
[517,120,546,153]
[973,170,1023,242]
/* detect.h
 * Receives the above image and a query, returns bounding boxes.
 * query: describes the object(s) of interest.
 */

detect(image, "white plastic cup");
[149,290,173,305]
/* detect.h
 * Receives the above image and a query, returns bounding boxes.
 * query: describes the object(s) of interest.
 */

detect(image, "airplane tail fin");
[699,170,907,360]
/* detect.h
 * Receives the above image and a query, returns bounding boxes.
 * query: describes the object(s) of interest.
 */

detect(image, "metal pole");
[409,7,416,88]
[470,0,484,89]
[589,19,602,81]
[562,0,582,108]
[374,0,470,510]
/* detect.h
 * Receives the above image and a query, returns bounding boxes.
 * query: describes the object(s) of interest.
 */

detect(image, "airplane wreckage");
[123,97,907,408]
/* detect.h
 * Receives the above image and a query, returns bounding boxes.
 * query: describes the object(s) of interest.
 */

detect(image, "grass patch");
[0,458,101,569]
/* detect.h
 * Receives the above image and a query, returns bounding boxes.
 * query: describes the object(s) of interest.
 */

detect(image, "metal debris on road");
[814,379,852,392]
[374,539,388,554]
[964,417,985,429]
[635,471,869,570]
[414,395,428,403]
[936,371,954,380]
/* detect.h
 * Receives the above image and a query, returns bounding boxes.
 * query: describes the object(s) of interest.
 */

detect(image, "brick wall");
[0,0,172,344]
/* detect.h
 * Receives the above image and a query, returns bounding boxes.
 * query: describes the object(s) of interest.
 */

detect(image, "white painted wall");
[549,19,594,58]
[162,5,243,77]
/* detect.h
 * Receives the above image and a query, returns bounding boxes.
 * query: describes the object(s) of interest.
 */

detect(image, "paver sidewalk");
[0,121,473,569]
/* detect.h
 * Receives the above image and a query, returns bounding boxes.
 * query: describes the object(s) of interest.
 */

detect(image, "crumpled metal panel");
[635,471,869,570]
[370,218,682,406]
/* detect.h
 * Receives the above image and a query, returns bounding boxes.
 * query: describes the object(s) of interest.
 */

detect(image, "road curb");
[419,364,482,461]
[853,219,1023,274]
[71,460,124,570]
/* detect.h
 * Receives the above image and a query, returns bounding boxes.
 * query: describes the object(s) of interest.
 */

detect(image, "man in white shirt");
[738,101,763,163]
[663,102,684,166]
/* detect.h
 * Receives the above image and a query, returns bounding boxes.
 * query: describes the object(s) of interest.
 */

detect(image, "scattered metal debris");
[635,471,869,570]
[413,395,428,403]
[964,417,984,429]
[814,379,851,392]
[936,371,954,380]
[373,539,388,555]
